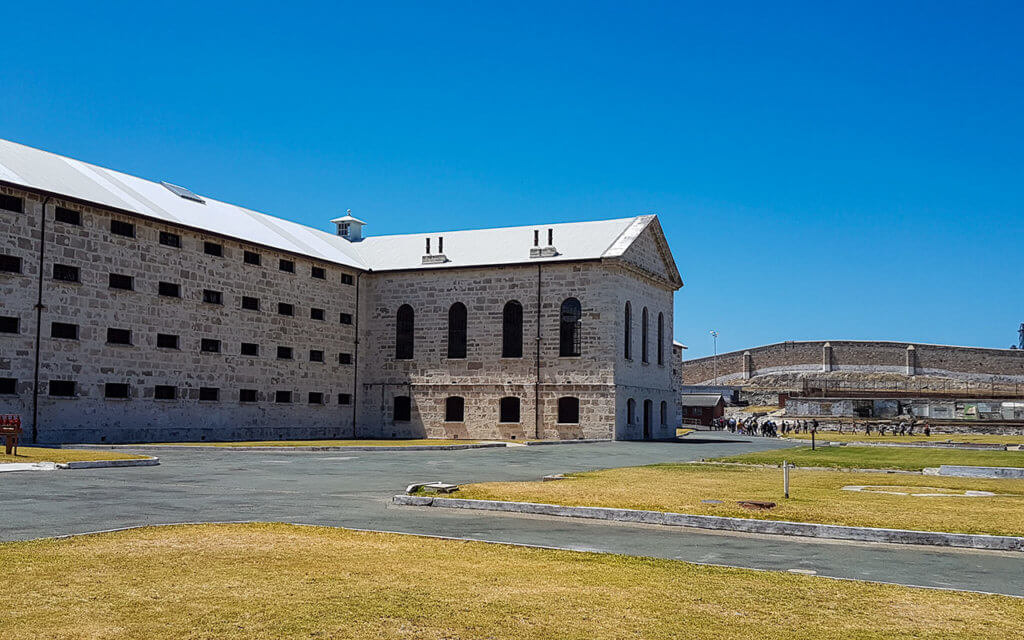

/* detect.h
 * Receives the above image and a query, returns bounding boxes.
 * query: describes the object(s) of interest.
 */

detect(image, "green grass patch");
[714,445,1024,471]
[1,523,1021,639]
[0,447,148,464]
[153,439,483,447]
[457,463,1024,536]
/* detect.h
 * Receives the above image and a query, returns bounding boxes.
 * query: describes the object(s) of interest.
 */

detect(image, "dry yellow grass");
[1,523,1022,639]
[784,432,1024,445]
[153,439,482,447]
[0,446,147,464]
[457,463,1024,536]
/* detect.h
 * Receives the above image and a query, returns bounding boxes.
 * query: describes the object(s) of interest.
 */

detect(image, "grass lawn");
[456,463,1024,536]
[2,523,1022,639]
[153,439,483,447]
[0,447,148,464]
[713,445,1024,471]
[784,432,1024,445]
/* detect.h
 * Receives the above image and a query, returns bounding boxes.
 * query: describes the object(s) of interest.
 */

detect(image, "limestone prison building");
[0,138,683,444]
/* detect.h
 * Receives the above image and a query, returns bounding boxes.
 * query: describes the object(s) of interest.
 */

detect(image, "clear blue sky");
[3,1,1021,357]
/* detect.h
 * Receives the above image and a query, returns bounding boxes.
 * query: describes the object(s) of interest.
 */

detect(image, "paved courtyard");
[2,434,1022,597]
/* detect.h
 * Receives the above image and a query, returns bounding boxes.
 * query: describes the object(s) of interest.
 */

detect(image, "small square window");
[49,380,76,397]
[339,353,352,365]
[310,308,325,321]
[53,264,79,282]
[277,346,293,360]
[0,316,19,333]
[109,273,134,290]
[239,389,258,403]
[159,231,181,248]
[309,349,324,362]
[158,282,181,297]
[201,338,221,353]
[241,296,260,311]
[275,390,292,403]
[54,207,81,225]
[393,396,412,422]
[279,259,295,273]
[339,313,353,325]
[154,385,176,400]
[105,383,130,399]
[0,255,21,273]
[240,342,259,356]
[0,194,24,213]
[338,393,352,405]
[106,328,132,345]
[110,219,135,237]
[311,266,326,279]
[243,250,261,265]
[0,377,16,395]
[278,302,294,316]
[157,333,179,349]
[199,387,219,401]
[308,392,324,404]
[203,289,223,305]
[50,322,79,340]
[341,274,354,285]
[203,241,223,257]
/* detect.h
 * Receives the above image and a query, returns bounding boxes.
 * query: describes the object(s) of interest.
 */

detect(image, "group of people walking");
[707,416,932,438]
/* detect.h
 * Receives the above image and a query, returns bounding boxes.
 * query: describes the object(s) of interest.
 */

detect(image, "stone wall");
[0,186,359,443]
[683,340,1024,385]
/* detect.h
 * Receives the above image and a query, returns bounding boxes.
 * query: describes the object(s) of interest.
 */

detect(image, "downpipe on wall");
[30,194,52,443]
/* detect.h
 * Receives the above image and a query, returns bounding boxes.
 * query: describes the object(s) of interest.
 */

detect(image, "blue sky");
[3,1,1021,357]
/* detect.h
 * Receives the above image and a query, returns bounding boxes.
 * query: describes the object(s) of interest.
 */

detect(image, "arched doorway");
[643,399,653,440]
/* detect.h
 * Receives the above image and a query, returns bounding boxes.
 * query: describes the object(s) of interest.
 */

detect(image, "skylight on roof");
[160,181,205,204]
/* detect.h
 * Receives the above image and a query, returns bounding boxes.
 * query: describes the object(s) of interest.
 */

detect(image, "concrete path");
[2,434,1022,597]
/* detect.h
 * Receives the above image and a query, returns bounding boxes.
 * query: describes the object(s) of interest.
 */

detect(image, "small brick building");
[0,138,683,443]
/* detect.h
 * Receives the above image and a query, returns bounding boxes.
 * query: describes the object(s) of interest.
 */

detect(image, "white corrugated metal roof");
[680,394,724,407]
[0,138,661,274]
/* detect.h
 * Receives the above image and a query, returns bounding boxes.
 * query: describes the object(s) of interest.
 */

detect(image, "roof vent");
[331,210,367,241]
[160,181,205,204]
[530,227,558,258]
[422,236,448,264]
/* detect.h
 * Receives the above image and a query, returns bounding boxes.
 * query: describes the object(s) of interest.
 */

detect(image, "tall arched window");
[660,401,667,427]
[559,297,582,357]
[499,396,521,423]
[502,300,523,358]
[557,397,580,424]
[657,312,665,365]
[395,305,414,360]
[624,302,632,360]
[641,307,649,363]
[447,302,467,359]
[445,396,465,422]
[627,398,636,425]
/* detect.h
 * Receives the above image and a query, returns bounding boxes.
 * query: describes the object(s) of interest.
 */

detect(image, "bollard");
[783,460,790,499]
[811,430,816,451]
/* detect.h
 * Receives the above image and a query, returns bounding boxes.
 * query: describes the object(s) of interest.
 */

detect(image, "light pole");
[709,330,718,383]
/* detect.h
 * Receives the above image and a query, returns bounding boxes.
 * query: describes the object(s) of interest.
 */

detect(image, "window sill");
[558,355,582,359]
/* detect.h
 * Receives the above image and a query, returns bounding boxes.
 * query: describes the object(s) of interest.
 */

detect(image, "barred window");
[106,328,132,345]
[241,342,259,356]
[203,289,223,305]
[154,386,176,400]
[158,281,180,297]
[502,300,523,358]
[242,296,260,311]
[275,390,292,403]
[557,397,580,424]
[109,273,134,290]
[105,383,130,399]
[341,273,354,285]
[51,322,79,340]
[311,308,325,321]
[311,266,326,279]
[308,392,324,404]
[244,251,261,265]
[395,305,414,360]
[239,389,258,403]
[49,380,76,397]
[624,302,632,359]
[657,312,665,366]
[559,298,582,357]
[199,387,219,401]
[641,307,649,363]
[53,264,79,282]
[0,255,21,273]
[55,207,81,225]
[203,241,223,257]
[447,302,467,359]
[499,397,521,423]
[0,194,24,213]
[110,219,135,237]
[445,396,465,422]
[279,259,294,273]
[338,393,352,405]
[159,231,181,248]
[157,333,179,349]
[200,338,221,353]
[278,302,294,316]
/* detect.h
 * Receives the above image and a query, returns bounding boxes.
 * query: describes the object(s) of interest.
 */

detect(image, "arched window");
[445,396,465,422]
[395,305,414,360]
[641,307,649,363]
[657,312,665,365]
[393,395,411,422]
[557,397,580,424]
[660,401,667,427]
[502,300,523,358]
[627,398,636,425]
[559,297,582,357]
[499,397,521,423]
[624,302,632,360]
[447,302,467,359]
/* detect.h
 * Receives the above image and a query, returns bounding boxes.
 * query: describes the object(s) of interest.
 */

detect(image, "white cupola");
[331,210,367,241]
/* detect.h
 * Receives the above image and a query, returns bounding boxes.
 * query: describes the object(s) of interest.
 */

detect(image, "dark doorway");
[643,399,652,439]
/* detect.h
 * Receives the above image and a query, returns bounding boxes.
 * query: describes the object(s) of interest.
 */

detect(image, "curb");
[61,457,160,469]
[392,495,1024,552]
[523,439,612,446]
[64,443,508,452]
